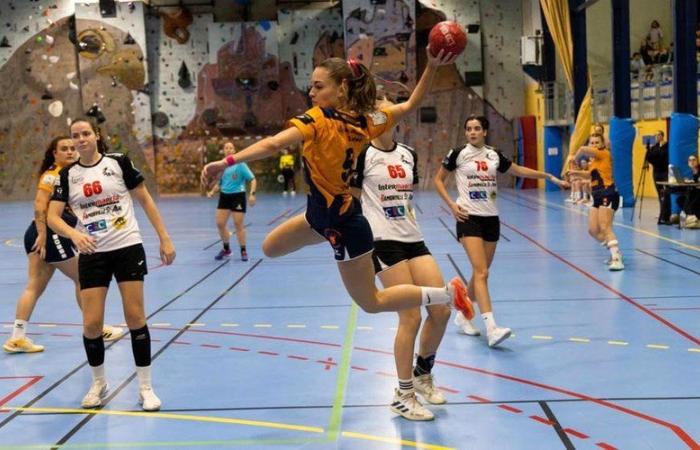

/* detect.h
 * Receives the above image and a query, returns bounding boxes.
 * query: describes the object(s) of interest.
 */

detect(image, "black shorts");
[305,196,373,261]
[79,243,147,289]
[372,240,432,274]
[592,189,620,211]
[217,192,247,213]
[456,215,500,242]
[24,221,76,263]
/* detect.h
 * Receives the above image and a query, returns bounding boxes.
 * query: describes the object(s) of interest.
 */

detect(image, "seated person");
[678,155,700,228]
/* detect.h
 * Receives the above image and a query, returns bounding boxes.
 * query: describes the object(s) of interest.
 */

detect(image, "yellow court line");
[568,337,590,343]
[151,323,171,327]
[38,324,56,328]
[220,323,239,327]
[532,335,553,340]
[186,323,205,327]
[321,325,339,329]
[254,324,272,328]
[8,406,324,434]
[608,340,629,346]
[287,324,306,328]
[356,326,373,330]
[342,431,455,450]
[688,348,700,353]
[646,344,670,350]
[516,194,700,252]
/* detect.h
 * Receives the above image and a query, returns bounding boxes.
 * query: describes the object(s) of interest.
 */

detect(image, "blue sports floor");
[0,190,699,450]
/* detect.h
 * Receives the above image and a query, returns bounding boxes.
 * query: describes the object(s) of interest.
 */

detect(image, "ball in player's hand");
[429,21,467,57]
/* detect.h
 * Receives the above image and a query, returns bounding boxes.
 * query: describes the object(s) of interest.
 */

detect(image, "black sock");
[130,325,151,367]
[83,335,105,367]
[413,353,436,377]
[223,242,230,251]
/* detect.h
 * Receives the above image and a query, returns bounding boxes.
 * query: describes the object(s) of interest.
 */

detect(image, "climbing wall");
[277,7,344,93]
[0,1,79,199]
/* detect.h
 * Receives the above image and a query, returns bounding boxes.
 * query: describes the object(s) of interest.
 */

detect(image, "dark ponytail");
[318,57,376,115]
[39,135,71,175]
[70,117,109,154]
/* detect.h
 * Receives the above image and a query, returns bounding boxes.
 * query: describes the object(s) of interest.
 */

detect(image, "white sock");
[482,312,497,332]
[136,366,152,389]
[600,240,608,247]
[398,378,414,395]
[11,320,28,340]
[607,240,621,259]
[91,364,106,383]
[420,286,451,306]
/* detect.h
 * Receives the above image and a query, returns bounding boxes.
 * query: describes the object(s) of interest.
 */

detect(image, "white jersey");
[53,153,144,252]
[442,143,512,217]
[352,142,423,242]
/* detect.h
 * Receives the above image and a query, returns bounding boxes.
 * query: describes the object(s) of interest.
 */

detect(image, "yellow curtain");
[540,0,592,167]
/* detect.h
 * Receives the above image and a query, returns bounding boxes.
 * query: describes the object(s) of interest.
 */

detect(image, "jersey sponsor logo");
[102,167,116,177]
[41,174,57,186]
[468,190,488,200]
[380,193,412,201]
[85,219,108,234]
[295,113,314,124]
[71,175,84,184]
[377,182,412,192]
[82,204,123,220]
[383,205,407,219]
[78,194,120,210]
[367,111,387,126]
[486,151,499,161]
[112,216,127,230]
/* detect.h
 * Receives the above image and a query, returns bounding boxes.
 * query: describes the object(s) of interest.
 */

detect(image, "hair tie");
[346,59,364,80]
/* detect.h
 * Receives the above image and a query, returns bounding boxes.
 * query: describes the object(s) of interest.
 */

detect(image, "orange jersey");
[37,164,64,193]
[588,148,615,189]
[288,106,395,214]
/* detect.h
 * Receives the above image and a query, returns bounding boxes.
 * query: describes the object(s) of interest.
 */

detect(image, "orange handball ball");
[428,21,467,57]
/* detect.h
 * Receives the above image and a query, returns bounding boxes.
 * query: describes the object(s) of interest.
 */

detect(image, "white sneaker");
[3,337,44,353]
[454,312,480,336]
[139,386,162,411]
[283,191,288,197]
[608,258,624,271]
[390,389,434,421]
[102,325,124,342]
[487,326,512,348]
[685,215,699,228]
[81,380,108,408]
[291,190,296,197]
[414,374,446,405]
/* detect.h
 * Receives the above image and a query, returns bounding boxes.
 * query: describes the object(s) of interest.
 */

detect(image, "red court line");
[438,386,459,394]
[498,404,523,413]
[500,221,700,347]
[258,351,278,356]
[530,415,555,426]
[350,366,367,371]
[229,347,249,352]
[267,208,292,226]
[564,428,590,439]
[596,443,618,450]
[0,376,43,410]
[468,395,490,403]
[287,355,309,361]
[200,344,220,349]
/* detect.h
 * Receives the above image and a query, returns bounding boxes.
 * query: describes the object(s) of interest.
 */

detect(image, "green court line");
[0,438,326,449]
[326,301,359,442]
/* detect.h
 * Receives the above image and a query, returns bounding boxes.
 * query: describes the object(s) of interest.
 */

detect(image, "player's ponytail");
[318,57,376,115]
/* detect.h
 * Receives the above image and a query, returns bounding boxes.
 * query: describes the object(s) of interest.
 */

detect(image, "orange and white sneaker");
[448,277,474,320]
[3,337,44,353]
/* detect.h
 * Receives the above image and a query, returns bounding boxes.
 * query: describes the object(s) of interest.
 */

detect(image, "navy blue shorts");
[592,187,620,211]
[305,196,373,261]
[24,220,76,263]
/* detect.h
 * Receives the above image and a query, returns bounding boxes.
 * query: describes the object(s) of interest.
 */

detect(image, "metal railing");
[544,64,692,126]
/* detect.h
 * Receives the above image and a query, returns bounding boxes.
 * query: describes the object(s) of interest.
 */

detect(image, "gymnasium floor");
[0,189,698,450]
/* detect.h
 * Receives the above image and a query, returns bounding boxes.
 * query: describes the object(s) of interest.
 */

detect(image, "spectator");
[678,155,700,228]
[630,52,645,79]
[648,20,663,47]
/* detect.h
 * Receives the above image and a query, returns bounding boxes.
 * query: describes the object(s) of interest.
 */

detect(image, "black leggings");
[282,168,295,191]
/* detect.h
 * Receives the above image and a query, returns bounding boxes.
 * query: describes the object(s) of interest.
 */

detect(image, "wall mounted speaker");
[419,107,437,123]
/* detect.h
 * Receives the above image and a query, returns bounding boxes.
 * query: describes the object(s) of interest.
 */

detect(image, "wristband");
[225,155,237,166]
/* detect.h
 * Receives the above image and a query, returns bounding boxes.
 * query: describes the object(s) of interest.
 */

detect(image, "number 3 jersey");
[441,143,512,217]
[352,142,422,242]
[52,153,145,252]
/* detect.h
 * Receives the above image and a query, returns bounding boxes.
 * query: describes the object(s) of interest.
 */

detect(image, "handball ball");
[428,21,467,57]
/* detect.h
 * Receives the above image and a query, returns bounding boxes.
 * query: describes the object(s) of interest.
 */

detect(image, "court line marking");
[202,222,253,250]
[500,221,700,347]
[0,260,232,431]
[341,431,455,450]
[635,248,700,275]
[326,303,358,442]
[500,191,700,252]
[51,261,261,448]
[0,376,43,411]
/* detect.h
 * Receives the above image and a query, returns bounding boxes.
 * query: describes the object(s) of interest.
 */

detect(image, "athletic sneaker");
[81,380,108,408]
[214,249,231,260]
[102,325,124,342]
[448,277,474,320]
[139,386,162,411]
[240,249,249,262]
[414,374,446,405]
[608,257,624,271]
[390,389,434,421]
[487,326,512,348]
[454,311,480,336]
[3,337,44,353]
